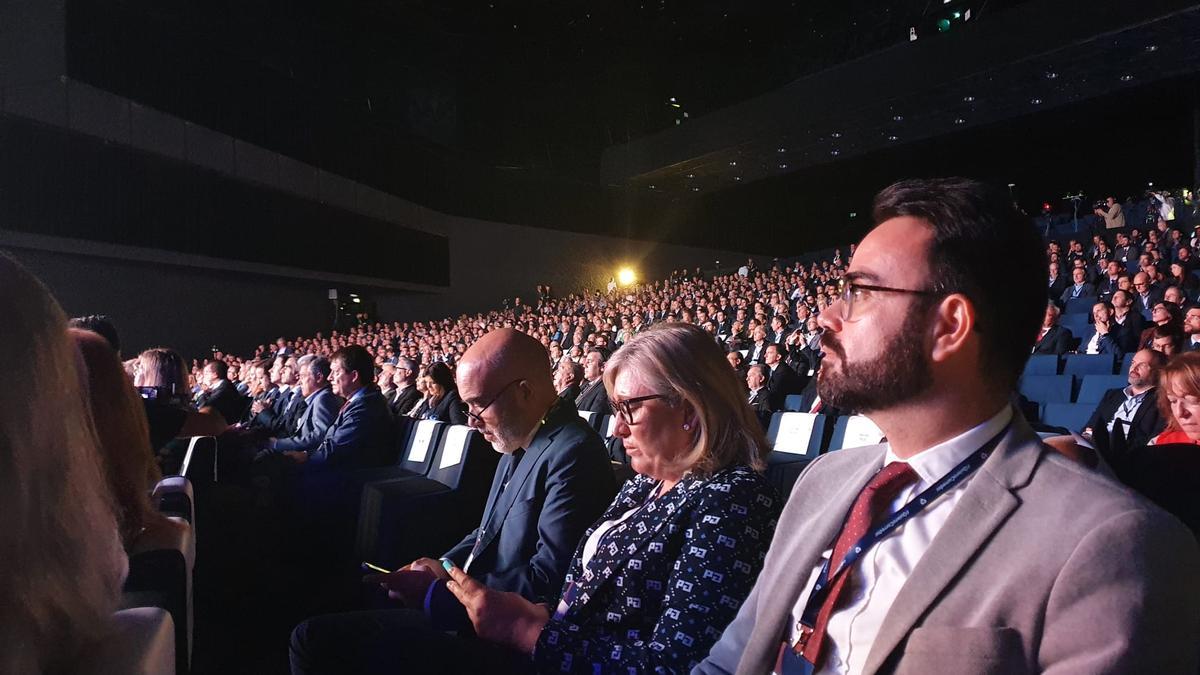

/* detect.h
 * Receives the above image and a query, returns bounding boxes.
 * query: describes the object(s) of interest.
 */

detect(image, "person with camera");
[1094,195,1126,231]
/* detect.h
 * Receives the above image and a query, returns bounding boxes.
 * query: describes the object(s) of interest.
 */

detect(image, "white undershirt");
[781,406,1012,675]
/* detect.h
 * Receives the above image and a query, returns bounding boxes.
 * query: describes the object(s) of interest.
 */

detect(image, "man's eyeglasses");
[611,393,672,426]
[460,378,524,425]
[834,277,941,321]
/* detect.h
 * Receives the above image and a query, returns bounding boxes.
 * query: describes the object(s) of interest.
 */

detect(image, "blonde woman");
[0,252,126,673]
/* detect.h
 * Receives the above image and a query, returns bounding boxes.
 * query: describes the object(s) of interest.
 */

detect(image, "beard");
[817,306,934,414]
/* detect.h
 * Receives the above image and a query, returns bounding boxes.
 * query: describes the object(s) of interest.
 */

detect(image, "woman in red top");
[1150,351,1200,446]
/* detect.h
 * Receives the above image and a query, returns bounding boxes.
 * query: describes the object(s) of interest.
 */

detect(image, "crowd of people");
[4,177,1200,674]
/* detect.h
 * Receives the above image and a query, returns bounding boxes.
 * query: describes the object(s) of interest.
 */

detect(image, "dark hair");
[69,314,121,354]
[1153,300,1183,326]
[426,361,456,393]
[332,345,373,385]
[205,358,229,380]
[1152,324,1183,350]
[872,178,1045,391]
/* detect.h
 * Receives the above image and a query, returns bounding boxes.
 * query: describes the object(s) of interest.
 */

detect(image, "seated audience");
[1058,266,1094,305]
[0,253,127,673]
[1110,288,1145,338]
[1139,300,1182,349]
[421,361,468,424]
[135,346,228,450]
[1082,348,1166,454]
[389,357,421,416]
[263,355,342,456]
[1150,324,1184,358]
[69,313,122,356]
[438,323,780,672]
[1077,300,1130,357]
[552,357,584,402]
[196,358,251,425]
[1150,351,1200,447]
[291,328,615,674]
[763,343,805,411]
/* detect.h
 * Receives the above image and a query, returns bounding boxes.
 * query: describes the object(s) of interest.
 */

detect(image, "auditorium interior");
[3,0,1200,673]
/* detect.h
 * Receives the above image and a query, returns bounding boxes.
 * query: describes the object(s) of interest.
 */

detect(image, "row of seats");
[1019,373,1127,405]
[1022,353,1133,377]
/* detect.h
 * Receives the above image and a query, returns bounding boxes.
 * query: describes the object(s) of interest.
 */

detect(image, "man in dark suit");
[1046,261,1068,302]
[699,178,1198,675]
[763,344,805,411]
[1083,348,1167,452]
[746,326,770,365]
[195,359,249,425]
[253,357,304,435]
[1058,266,1095,306]
[280,345,393,471]
[291,329,615,674]
[1032,302,1074,356]
[1132,271,1164,320]
[553,358,583,403]
[265,356,342,455]
[1077,301,1128,357]
[574,348,611,415]
[388,357,421,417]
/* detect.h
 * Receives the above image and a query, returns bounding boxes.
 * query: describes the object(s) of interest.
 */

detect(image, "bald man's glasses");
[835,278,940,321]
[460,378,524,424]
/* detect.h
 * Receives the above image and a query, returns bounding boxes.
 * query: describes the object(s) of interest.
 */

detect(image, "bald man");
[291,329,615,675]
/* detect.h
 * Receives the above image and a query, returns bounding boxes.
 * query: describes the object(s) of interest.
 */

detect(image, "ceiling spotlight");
[1146,45,1158,52]
[830,149,840,157]
[954,117,966,125]
[892,115,904,122]
[691,186,700,192]
[778,163,788,169]
[648,185,656,189]
[1030,98,1042,105]
[1120,74,1134,82]
[887,135,898,141]
[830,131,842,139]
[734,176,742,182]
[685,173,695,179]
[776,147,787,153]
[1045,71,1058,79]
[729,160,738,166]
[963,95,975,103]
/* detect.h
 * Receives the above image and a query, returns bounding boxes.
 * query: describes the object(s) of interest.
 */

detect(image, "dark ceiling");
[63,0,1200,254]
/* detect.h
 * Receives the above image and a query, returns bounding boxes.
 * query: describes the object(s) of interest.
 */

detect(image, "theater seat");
[153,475,194,526]
[1063,353,1117,377]
[1021,354,1060,376]
[578,410,598,429]
[1041,402,1093,434]
[82,608,175,675]
[356,425,500,569]
[827,415,885,452]
[600,414,618,439]
[1018,375,1073,405]
[124,517,194,674]
[180,436,218,485]
[1058,315,1090,339]
[764,413,826,496]
[1076,375,1127,404]
[1063,297,1096,315]
[783,394,805,412]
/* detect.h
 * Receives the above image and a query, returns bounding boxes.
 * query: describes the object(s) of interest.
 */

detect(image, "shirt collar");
[883,405,1012,485]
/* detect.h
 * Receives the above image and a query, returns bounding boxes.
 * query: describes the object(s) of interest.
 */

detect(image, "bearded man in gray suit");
[697,178,1200,675]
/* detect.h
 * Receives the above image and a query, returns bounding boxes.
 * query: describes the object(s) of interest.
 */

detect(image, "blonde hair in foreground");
[604,322,769,476]
[0,251,126,673]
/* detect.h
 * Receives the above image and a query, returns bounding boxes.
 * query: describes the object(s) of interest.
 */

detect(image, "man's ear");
[929,294,975,363]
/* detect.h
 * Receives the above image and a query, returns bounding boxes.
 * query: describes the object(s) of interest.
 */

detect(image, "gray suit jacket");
[272,387,342,453]
[697,411,1200,674]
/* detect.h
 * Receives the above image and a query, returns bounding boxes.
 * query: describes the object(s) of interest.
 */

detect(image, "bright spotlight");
[617,268,636,286]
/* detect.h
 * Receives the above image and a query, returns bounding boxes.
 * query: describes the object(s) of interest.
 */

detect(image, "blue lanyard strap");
[798,424,1009,630]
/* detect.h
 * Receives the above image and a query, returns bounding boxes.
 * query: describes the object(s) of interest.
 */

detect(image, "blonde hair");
[72,328,164,549]
[604,322,769,476]
[136,346,189,395]
[0,252,126,672]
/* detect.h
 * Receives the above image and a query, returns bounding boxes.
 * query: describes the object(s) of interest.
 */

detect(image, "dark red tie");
[798,461,919,668]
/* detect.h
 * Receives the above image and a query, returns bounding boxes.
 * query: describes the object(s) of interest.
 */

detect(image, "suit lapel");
[861,419,1039,674]
[477,421,562,550]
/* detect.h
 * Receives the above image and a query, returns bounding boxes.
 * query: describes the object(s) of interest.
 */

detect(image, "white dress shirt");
[782,406,1013,675]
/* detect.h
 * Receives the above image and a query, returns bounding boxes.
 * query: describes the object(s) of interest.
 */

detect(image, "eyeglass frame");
[460,378,524,425]
[610,393,674,426]
[835,276,942,321]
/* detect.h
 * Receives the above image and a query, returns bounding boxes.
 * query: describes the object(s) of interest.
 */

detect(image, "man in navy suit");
[282,345,393,471]
[290,329,614,674]
[1032,302,1074,356]
[265,355,342,455]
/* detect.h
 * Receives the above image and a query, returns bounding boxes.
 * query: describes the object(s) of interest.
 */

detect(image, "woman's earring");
[682,423,691,431]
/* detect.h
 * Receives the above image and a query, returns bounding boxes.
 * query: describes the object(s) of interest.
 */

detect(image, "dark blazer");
[557,383,582,405]
[196,380,249,426]
[255,387,304,435]
[1085,387,1165,451]
[1059,283,1096,306]
[438,400,615,602]
[1077,324,1128,358]
[424,389,467,425]
[746,341,769,365]
[1133,289,1164,320]
[575,379,611,415]
[306,387,394,470]
[765,362,805,411]
[389,385,420,417]
[534,466,780,673]
[1047,275,1069,302]
[273,387,342,453]
[1032,325,1074,356]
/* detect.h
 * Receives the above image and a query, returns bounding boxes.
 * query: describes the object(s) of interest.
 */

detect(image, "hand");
[364,566,437,606]
[282,450,309,464]
[409,557,451,581]
[251,400,267,414]
[445,564,549,654]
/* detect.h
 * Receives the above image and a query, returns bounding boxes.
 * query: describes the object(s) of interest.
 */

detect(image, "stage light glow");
[617,268,637,286]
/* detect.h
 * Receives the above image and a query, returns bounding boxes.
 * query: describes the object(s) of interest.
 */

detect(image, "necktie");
[798,461,918,668]
[809,396,823,414]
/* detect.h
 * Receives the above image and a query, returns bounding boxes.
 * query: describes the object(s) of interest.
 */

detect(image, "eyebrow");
[842,270,885,285]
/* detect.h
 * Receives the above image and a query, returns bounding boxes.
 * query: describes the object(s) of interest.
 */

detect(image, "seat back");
[124,518,194,674]
[1021,354,1059,376]
[601,414,619,439]
[180,436,217,484]
[82,608,176,675]
[425,425,497,490]
[1041,402,1094,433]
[783,394,805,412]
[578,410,598,429]
[1018,374,1074,404]
[1063,353,1116,376]
[1058,314,1091,338]
[398,419,445,476]
[828,415,885,452]
[1063,297,1096,315]
[1076,375,1127,404]
[153,476,194,525]
[766,412,825,456]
